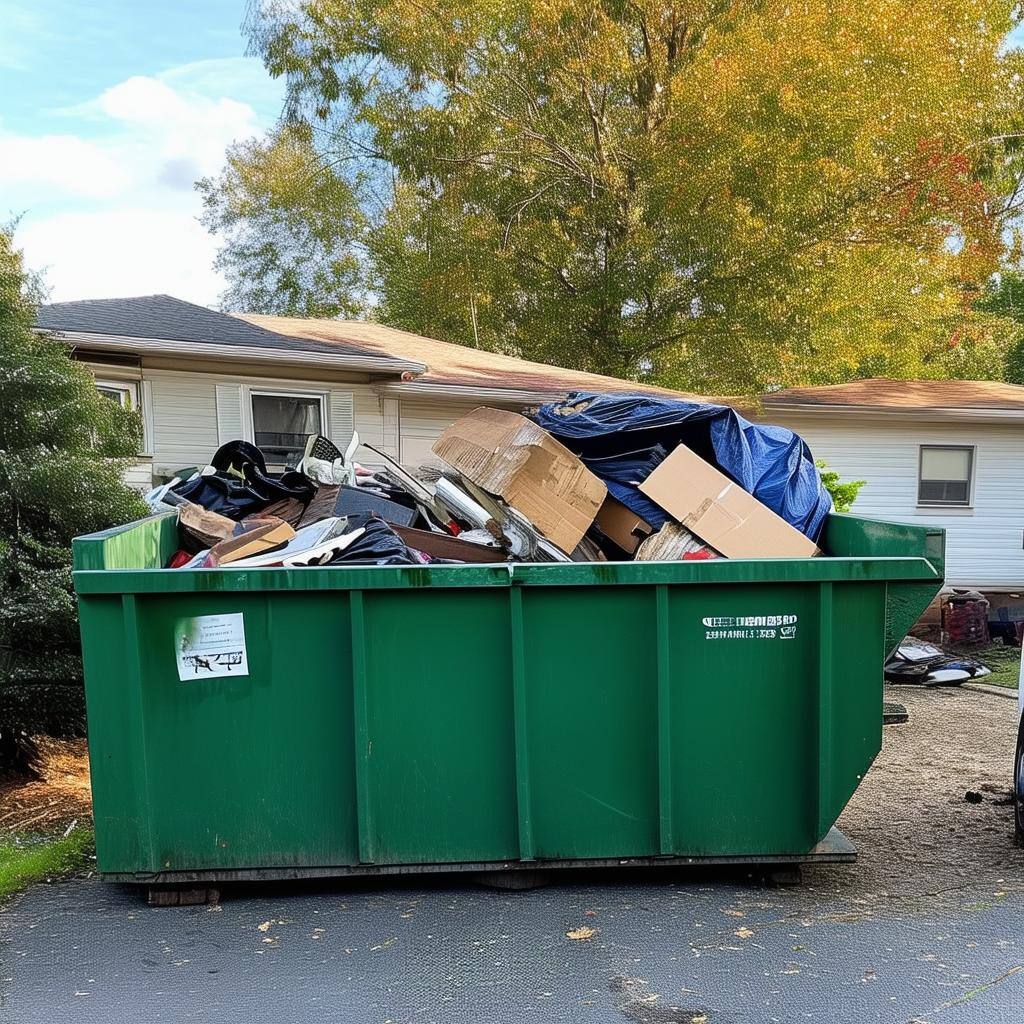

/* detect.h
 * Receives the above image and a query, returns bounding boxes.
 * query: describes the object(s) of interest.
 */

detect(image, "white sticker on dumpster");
[175,613,249,680]
[702,614,798,640]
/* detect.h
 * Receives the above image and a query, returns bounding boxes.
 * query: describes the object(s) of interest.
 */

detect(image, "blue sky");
[1,1,283,304]
[4,6,1023,308]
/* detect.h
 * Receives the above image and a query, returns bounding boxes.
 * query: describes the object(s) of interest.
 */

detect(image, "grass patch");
[0,827,94,899]
[949,642,1022,689]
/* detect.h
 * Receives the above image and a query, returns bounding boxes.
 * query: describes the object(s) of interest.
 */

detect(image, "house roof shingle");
[764,378,1024,412]
[238,314,703,400]
[36,295,383,359]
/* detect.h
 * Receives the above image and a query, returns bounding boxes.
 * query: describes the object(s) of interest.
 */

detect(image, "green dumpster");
[72,512,943,885]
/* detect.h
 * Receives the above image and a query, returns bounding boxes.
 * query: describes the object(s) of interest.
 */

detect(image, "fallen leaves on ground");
[566,926,598,941]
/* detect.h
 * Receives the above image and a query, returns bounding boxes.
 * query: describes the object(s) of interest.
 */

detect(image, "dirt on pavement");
[805,685,1021,913]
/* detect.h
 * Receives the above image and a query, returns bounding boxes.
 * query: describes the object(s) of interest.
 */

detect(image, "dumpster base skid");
[109,827,855,888]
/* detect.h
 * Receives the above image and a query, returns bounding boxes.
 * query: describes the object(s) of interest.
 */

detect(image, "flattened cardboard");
[432,408,606,554]
[178,502,236,549]
[638,445,819,559]
[594,495,654,554]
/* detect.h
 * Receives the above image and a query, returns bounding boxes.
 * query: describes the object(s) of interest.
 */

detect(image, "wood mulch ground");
[0,737,92,837]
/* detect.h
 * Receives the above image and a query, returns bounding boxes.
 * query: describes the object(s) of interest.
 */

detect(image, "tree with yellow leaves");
[200,0,1024,393]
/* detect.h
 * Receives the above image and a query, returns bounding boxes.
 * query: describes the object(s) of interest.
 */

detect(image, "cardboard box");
[594,495,654,554]
[638,445,819,559]
[432,408,606,554]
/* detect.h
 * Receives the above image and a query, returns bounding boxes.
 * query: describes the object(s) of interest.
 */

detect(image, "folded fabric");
[173,465,315,520]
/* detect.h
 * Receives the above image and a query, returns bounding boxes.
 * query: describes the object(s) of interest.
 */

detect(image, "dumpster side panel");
[127,591,359,871]
[360,589,519,865]
[821,514,944,654]
[667,583,819,856]
[818,582,887,834]
[79,595,157,873]
[521,586,660,859]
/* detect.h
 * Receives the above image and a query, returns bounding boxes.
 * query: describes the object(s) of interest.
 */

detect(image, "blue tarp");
[532,393,832,540]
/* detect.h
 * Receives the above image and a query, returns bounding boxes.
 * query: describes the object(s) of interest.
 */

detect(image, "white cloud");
[94,75,260,182]
[18,208,226,306]
[0,134,129,198]
[7,71,267,304]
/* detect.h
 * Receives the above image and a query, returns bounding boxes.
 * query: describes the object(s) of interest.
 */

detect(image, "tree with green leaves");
[976,270,1024,383]
[0,231,148,773]
[200,0,1024,393]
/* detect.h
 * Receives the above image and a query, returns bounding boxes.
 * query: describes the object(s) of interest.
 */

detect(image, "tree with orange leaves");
[201,0,1024,393]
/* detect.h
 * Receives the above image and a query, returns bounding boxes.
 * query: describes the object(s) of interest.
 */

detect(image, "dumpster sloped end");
[820,514,945,656]
[73,512,178,571]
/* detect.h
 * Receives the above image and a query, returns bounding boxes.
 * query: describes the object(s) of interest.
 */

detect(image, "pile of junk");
[144,393,834,571]
[883,639,992,687]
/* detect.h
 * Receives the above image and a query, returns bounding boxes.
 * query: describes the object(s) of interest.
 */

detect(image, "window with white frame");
[250,391,325,467]
[95,380,138,409]
[917,445,974,507]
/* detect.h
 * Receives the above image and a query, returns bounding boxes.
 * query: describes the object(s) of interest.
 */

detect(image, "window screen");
[918,446,973,506]
[251,394,322,467]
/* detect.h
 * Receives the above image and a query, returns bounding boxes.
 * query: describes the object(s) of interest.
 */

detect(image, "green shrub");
[816,459,866,514]
[0,231,148,772]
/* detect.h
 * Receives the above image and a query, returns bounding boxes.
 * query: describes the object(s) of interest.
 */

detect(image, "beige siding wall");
[773,412,1024,590]
[84,359,528,491]
[142,368,377,478]
[397,398,483,469]
[123,457,154,493]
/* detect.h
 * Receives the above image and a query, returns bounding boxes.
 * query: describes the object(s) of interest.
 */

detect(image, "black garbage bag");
[327,513,422,565]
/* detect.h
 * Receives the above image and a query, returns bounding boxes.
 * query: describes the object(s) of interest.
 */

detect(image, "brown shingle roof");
[238,314,706,400]
[764,378,1024,412]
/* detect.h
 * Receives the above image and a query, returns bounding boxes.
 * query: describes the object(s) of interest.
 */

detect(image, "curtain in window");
[252,395,322,467]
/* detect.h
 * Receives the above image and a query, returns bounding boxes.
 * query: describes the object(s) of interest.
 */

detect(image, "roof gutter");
[378,380,571,405]
[762,400,1024,422]
[37,329,427,376]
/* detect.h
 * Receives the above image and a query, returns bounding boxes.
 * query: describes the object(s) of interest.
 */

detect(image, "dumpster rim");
[72,554,941,595]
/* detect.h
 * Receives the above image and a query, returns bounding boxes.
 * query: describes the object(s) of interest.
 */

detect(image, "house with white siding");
[38,296,1021,599]
[35,294,689,489]
[763,379,1024,595]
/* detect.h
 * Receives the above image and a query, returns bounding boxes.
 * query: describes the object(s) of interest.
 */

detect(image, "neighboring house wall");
[397,398,481,468]
[774,413,1024,590]
[83,360,510,485]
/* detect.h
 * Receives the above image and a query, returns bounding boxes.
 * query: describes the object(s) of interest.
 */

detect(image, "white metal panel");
[773,413,1024,590]
[398,399,480,470]
[147,373,219,473]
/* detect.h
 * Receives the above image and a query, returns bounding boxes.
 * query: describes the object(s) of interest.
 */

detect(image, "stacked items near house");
[144,392,832,570]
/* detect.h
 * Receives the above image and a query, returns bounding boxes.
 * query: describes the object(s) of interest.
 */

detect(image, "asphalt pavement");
[2,870,1023,1024]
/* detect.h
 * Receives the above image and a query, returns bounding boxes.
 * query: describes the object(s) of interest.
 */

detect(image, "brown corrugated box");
[594,495,654,554]
[432,408,606,554]
[638,444,819,559]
